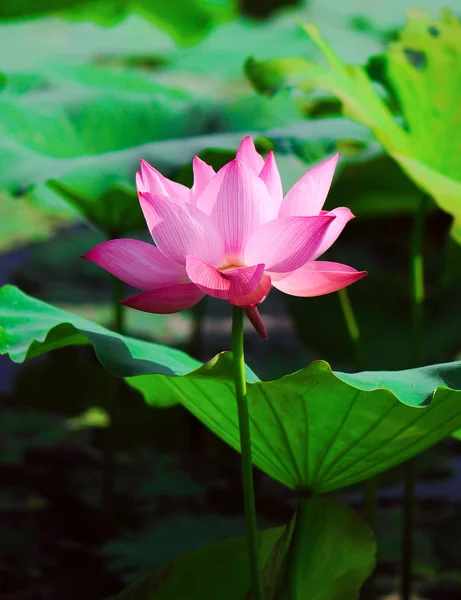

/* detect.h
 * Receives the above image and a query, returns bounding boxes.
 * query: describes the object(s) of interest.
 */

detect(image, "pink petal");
[259,151,283,216]
[272,261,367,297]
[244,306,268,339]
[311,207,355,260]
[139,160,190,202]
[244,215,335,274]
[229,273,272,307]
[82,239,186,290]
[121,283,204,314]
[279,153,339,217]
[196,159,273,259]
[136,171,157,195]
[190,156,215,204]
[236,136,264,173]
[185,256,265,300]
[139,193,225,266]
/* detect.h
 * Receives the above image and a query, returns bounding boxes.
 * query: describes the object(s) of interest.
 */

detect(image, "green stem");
[288,498,310,600]
[232,306,265,600]
[410,197,426,369]
[401,195,426,600]
[102,274,125,525]
[337,287,363,370]
[338,286,377,599]
[111,276,126,336]
[337,289,374,512]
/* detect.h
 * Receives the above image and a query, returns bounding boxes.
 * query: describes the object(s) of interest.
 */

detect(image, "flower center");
[218,258,246,271]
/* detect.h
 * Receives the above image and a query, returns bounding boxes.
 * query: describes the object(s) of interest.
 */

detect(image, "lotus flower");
[83,137,366,337]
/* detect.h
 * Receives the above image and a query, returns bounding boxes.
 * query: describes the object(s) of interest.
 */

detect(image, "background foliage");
[1,0,461,598]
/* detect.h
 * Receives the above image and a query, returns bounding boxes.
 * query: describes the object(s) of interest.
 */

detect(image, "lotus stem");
[102,273,126,524]
[337,287,363,369]
[338,286,377,599]
[336,289,377,525]
[288,497,310,600]
[232,306,265,600]
[111,276,126,336]
[401,194,426,600]
[410,197,426,369]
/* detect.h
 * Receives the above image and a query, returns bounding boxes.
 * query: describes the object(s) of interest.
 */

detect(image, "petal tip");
[244,306,268,339]
[81,249,96,262]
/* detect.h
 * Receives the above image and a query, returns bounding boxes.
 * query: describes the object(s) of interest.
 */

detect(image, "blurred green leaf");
[0,64,212,234]
[0,189,73,253]
[0,57,375,234]
[0,16,173,73]
[114,497,374,599]
[66,406,109,429]
[246,10,461,240]
[0,0,236,46]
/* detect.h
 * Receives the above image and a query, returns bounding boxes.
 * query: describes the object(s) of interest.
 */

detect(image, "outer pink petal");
[279,153,339,217]
[229,274,272,307]
[121,283,204,314]
[136,171,158,195]
[311,207,355,260]
[272,261,367,297]
[185,256,265,300]
[190,156,215,204]
[196,159,273,259]
[244,215,335,274]
[139,193,225,266]
[139,160,190,202]
[244,306,268,339]
[258,151,283,217]
[236,136,264,173]
[82,239,186,290]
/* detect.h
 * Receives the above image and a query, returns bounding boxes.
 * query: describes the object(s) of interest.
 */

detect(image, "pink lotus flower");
[83,137,366,337]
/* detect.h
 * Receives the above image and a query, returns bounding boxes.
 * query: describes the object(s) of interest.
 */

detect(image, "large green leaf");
[131,353,461,492]
[0,0,236,46]
[115,497,374,599]
[3,285,461,491]
[246,10,461,240]
[0,285,200,382]
[285,497,375,600]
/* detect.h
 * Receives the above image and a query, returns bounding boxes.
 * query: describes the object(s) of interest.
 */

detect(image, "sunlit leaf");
[132,353,461,492]
[246,10,461,240]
